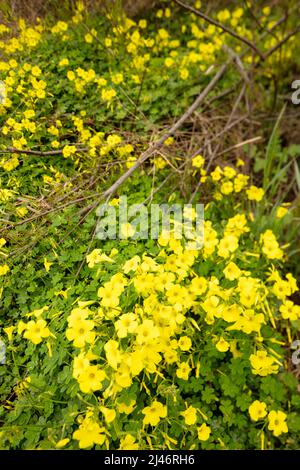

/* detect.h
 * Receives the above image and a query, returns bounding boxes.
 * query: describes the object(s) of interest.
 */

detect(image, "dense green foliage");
[0,1,299,450]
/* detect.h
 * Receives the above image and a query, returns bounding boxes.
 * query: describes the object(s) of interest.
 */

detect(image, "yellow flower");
[43,257,53,272]
[246,185,264,201]
[16,207,28,217]
[197,423,211,441]
[216,337,230,352]
[250,350,279,376]
[14,376,31,397]
[248,400,267,421]
[77,365,106,394]
[115,313,138,338]
[263,6,271,15]
[62,145,77,158]
[176,362,191,380]
[166,284,188,305]
[97,285,120,308]
[181,405,197,425]
[0,264,9,276]
[280,300,300,321]
[73,352,90,379]
[17,320,27,335]
[118,144,134,157]
[111,73,123,84]
[115,364,132,388]
[268,410,288,437]
[12,136,27,149]
[165,57,174,68]
[104,340,122,370]
[119,434,139,450]
[73,417,106,448]
[126,155,137,168]
[0,189,14,202]
[139,19,147,29]
[220,181,233,195]
[223,304,241,323]
[55,438,70,448]
[84,33,93,43]
[106,134,122,147]
[225,214,249,236]
[108,198,119,207]
[99,406,116,424]
[122,255,140,274]
[1,156,19,171]
[165,7,171,17]
[273,279,290,299]
[142,400,167,426]
[218,234,239,258]
[189,276,207,295]
[51,140,60,148]
[211,166,223,181]
[24,109,35,119]
[66,318,95,348]
[23,319,51,345]
[120,222,135,238]
[234,174,249,192]
[31,65,41,77]
[192,154,205,168]
[3,326,14,342]
[58,58,69,67]
[51,21,68,34]
[117,399,136,415]
[223,166,237,179]
[223,262,241,281]
[86,249,102,268]
[67,307,90,325]
[48,125,59,136]
[135,320,159,345]
[276,206,288,219]
[178,336,192,351]
[67,70,75,81]
[260,230,283,260]
[86,249,114,268]
[217,9,230,22]
[286,273,298,292]
[164,136,174,146]
[101,88,116,102]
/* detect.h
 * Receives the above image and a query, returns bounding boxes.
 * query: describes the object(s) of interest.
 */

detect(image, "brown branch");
[174,0,265,60]
[264,27,300,60]
[0,146,87,156]
[217,136,263,157]
[223,45,250,84]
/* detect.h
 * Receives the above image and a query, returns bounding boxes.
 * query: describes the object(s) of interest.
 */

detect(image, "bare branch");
[0,146,87,156]
[264,27,300,60]
[217,136,263,157]
[223,45,250,84]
